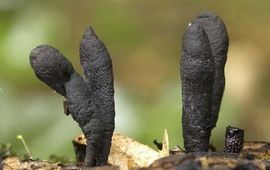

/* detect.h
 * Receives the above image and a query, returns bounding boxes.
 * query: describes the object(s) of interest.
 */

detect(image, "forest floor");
[1,133,270,170]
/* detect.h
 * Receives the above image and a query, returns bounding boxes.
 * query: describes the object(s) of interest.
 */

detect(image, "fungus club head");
[195,12,229,64]
[30,45,74,96]
[182,23,210,59]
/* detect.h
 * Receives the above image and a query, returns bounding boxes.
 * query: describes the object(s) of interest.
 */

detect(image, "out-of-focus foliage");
[0,143,16,158]
[1,0,270,160]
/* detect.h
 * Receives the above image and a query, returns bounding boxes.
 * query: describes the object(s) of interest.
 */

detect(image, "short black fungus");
[224,126,244,153]
[180,22,215,152]
[194,12,229,130]
[30,27,115,167]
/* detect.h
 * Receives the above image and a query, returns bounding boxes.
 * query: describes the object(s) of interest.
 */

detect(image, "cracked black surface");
[224,126,244,153]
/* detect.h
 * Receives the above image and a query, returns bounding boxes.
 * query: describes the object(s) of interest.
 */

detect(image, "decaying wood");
[241,141,270,160]
[71,134,270,170]
[1,157,62,170]
[1,157,119,170]
[73,133,161,169]
[1,137,270,170]
[144,141,270,170]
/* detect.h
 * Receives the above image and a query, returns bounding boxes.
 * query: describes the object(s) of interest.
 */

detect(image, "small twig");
[153,140,162,150]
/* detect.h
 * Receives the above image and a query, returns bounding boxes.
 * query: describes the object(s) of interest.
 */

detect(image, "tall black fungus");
[194,12,229,130]
[180,22,215,152]
[180,12,229,152]
[30,27,115,167]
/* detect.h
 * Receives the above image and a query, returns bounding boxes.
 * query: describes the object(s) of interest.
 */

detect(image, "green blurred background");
[1,0,270,160]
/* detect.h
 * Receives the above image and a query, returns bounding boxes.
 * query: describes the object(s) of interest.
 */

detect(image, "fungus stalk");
[30,27,115,167]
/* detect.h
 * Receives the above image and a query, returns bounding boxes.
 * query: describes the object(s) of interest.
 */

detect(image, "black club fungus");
[30,27,115,167]
[194,12,229,130]
[180,12,229,152]
[180,22,215,152]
